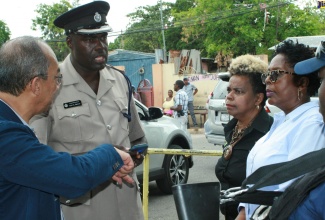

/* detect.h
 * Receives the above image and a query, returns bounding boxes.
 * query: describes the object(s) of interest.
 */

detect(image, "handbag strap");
[242,148,325,192]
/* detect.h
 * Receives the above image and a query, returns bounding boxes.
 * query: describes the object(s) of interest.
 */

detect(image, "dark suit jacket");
[0,100,123,220]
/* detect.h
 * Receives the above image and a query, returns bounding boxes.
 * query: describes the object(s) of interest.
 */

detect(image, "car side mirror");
[148,107,163,120]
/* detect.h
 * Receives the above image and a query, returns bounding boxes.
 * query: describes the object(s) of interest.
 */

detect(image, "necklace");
[223,120,253,160]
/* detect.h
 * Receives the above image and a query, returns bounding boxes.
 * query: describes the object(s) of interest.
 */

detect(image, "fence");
[142,148,223,220]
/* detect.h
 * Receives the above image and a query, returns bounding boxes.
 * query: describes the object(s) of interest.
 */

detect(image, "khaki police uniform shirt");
[30,54,145,220]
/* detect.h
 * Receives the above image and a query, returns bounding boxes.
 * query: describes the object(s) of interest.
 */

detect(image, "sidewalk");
[187,127,204,134]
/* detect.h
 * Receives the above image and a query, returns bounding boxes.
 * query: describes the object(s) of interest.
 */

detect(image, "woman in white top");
[237,40,325,220]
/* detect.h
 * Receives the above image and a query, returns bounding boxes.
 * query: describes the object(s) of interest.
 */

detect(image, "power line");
[47,1,292,42]
[106,1,291,38]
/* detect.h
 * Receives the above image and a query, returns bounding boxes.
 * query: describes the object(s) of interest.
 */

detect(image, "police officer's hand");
[128,150,146,167]
[112,147,135,185]
[115,145,146,167]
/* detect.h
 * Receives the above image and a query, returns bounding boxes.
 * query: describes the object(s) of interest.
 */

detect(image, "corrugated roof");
[268,35,325,50]
[108,49,155,61]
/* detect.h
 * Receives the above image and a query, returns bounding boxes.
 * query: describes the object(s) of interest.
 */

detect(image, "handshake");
[113,144,148,185]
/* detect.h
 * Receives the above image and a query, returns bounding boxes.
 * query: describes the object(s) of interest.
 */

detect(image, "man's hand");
[128,150,146,167]
[112,147,135,185]
[115,144,146,167]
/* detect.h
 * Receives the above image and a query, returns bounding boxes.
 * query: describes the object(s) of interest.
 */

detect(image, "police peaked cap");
[54,1,112,35]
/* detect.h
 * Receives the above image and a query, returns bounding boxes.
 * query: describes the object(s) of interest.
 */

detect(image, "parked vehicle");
[204,73,230,146]
[204,72,319,146]
[134,100,194,194]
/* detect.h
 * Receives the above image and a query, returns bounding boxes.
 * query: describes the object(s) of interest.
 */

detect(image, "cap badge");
[94,12,101,23]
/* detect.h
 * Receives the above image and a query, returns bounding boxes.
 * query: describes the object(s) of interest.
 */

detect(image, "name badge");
[63,100,82,109]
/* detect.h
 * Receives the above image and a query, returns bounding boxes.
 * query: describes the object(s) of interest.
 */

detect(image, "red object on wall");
[137,79,154,107]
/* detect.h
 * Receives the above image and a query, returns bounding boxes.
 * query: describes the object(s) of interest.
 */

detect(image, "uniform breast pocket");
[114,98,129,133]
[55,103,94,142]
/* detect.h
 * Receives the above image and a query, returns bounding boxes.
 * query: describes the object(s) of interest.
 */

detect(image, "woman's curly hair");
[228,54,268,107]
[274,39,319,96]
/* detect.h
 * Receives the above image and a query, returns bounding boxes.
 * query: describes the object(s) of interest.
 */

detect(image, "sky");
[0,0,176,43]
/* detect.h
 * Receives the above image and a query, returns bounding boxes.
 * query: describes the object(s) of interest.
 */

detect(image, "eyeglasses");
[261,70,295,84]
[54,73,63,85]
[30,73,62,86]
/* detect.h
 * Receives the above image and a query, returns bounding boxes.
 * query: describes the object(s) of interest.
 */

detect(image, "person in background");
[183,77,198,128]
[286,41,325,219]
[237,40,325,220]
[215,55,273,220]
[132,85,142,103]
[0,36,135,220]
[162,89,174,116]
[30,2,146,220]
[170,80,188,131]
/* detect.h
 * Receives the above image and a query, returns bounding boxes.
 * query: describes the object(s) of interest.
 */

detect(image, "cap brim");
[294,57,325,75]
[76,25,112,34]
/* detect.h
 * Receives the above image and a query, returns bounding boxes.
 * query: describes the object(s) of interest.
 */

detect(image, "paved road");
[146,130,225,220]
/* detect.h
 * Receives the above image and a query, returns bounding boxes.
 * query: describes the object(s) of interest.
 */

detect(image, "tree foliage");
[173,0,325,57]
[110,0,324,59]
[31,0,79,61]
[113,2,175,53]
[32,0,325,60]
[108,0,196,53]
[0,20,11,47]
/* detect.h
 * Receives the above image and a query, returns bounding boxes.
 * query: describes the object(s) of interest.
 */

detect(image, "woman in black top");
[215,54,273,220]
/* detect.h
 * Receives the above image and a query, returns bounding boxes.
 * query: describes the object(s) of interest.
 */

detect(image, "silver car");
[204,75,231,146]
[134,100,194,194]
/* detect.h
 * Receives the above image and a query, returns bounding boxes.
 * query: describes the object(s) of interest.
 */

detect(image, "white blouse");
[242,101,325,219]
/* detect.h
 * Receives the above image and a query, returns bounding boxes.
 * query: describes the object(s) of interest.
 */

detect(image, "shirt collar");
[224,108,272,135]
[273,101,319,122]
[0,99,29,126]
[61,54,116,86]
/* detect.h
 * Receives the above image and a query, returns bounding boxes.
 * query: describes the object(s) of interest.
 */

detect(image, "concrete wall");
[152,63,219,109]
[152,63,220,126]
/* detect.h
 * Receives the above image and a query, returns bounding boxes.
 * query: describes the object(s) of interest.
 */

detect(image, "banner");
[187,74,219,82]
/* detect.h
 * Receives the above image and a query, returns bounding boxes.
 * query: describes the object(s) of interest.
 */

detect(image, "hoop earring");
[298,88,301,101]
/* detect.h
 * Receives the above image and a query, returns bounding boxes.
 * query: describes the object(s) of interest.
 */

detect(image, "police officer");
[30,1,146,220]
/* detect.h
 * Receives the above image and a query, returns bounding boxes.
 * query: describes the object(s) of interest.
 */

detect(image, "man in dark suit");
[0,36,135,220]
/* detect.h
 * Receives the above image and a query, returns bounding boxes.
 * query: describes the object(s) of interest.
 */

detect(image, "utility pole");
[160,0,167,62]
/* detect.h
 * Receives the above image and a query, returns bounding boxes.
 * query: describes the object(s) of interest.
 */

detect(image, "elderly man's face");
[38,49,61,114]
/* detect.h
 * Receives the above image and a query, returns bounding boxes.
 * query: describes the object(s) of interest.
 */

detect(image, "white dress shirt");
[241,101,325,219]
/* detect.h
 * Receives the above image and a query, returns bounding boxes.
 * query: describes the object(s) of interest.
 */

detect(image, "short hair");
[228,54,268,107]
[0,36,49,96]
[175,80,185,89]
[274,39,319,97]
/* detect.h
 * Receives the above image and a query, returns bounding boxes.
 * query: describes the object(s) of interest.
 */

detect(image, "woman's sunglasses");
[261,70,295,85]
